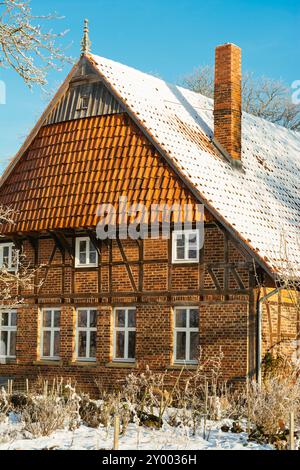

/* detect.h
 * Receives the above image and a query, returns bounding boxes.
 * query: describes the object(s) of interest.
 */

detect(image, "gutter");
[256,286,283,385]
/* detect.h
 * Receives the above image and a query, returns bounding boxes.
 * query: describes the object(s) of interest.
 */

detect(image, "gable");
[86,54,300,279]
[0,113,199,233]
[45,79,123,126]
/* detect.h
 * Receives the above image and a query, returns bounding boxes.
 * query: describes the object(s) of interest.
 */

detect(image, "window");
[41,309,60,360]
[114,308,136,362]
[174,307,199,364]
[172,230,199,263]
[75,237,98,267]
[0,311,17,359]
[80,95,89,110]
[76,309,97,361]
[0,243,18,271]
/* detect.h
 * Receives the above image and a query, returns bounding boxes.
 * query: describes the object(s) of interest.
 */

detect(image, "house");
[0,23,299,394]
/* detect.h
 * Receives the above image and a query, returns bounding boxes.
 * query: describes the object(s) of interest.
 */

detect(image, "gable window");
[114,308,136,362]
[76,309,97,361]
[0,311,17,359]
[75,237,98,267]
[174,307,199,364]
[172,230,199,263]
[41,309,60,360]
[0,243,18,272]
[80,95,89,110]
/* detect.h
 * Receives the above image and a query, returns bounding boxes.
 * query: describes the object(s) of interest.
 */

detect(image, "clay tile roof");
[0,54,299,279]
[88,54,300,278]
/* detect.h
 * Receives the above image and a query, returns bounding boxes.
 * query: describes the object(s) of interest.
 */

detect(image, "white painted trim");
[172,230,200,264]
[113,307,136,362]
[75,237,98,268]
[173,307,199,365]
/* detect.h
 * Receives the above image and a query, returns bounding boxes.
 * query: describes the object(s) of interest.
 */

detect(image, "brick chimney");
[214,43,242,161]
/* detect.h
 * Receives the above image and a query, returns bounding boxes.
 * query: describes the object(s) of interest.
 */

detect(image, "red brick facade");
[0,224,260,395]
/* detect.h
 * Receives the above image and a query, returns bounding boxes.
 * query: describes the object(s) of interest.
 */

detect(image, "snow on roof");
[90,54,300,278]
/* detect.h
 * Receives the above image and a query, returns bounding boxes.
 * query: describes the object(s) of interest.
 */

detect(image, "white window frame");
[40,309,61,360]
[172,230,200,264]
[0,243,18,272]
[174,307,199,365]
[75,237,98,268]
[0,310,17,359]
[113,307,136,363]
[76,308,97,362]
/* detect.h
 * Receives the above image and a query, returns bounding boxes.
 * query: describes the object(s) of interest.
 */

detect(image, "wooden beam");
[116,238,138,292]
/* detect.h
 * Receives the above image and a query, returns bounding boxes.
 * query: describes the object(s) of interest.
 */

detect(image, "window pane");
[43,310,52,328]
[10,312,17,327]
[9,331,16,357]
[79,240,87,253]
[43,331,51,357]
[54,311,60,327]
[89,310,97,328]
[128,331,136,359]
[176,247,185,260]
[89,244,97,264]
[188,249,197,260]
[176,331,186,361]
[78,310,88,327]
[11,249,18,268]
[116,310,125,327]
[128,309,136,327]
[175,309,186,328]
[176,234,185,247]
[1,313,8,326]
[3,246,10,266]
[176,234,185,260]
[189,309,199,328]
[79,240,87,264]
[0,331,8,356]
[89,331,96,358]
[116,331,125,358]
[190,332,199,361]
[53,331,60,357]
[188,233,197,245]
[79,251,87,264]
[78,331,87,357]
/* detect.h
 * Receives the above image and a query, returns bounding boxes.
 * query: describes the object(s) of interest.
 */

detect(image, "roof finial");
[81,18,92,55]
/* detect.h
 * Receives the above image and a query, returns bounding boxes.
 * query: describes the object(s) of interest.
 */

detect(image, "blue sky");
[0,0,299,172]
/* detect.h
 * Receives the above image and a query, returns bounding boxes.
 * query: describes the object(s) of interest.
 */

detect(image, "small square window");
[75,237,98,267]
[172,230,200,263]
[0,243,18,272]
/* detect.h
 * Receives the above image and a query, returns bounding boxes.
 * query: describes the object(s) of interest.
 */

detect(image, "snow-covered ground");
[0,415,273,450]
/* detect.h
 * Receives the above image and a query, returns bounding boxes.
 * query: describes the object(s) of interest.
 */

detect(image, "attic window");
[80,95,89,110]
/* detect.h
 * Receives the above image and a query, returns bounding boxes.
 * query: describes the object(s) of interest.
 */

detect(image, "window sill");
[69,361,97,368]
[0,358,17,365]
[167,364,198,371]
[172,260,199,265]
[106,362,137,369]
[33,360,63,366]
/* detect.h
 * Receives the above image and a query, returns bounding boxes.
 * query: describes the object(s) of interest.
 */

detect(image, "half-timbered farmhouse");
[0,25,299,394]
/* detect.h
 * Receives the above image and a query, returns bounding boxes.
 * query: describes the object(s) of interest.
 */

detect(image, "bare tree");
[182,66,300,131]
[0,207,41,310]
[0,0,73,87]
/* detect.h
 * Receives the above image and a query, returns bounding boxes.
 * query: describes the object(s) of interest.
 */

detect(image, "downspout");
[257,287,283,385]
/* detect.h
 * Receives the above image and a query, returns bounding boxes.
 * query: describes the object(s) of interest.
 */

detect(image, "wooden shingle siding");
[45,81,123,125]
[0,113,198,234]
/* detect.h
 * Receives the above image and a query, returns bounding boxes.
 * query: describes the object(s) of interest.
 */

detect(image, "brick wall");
[0,225,263,395]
